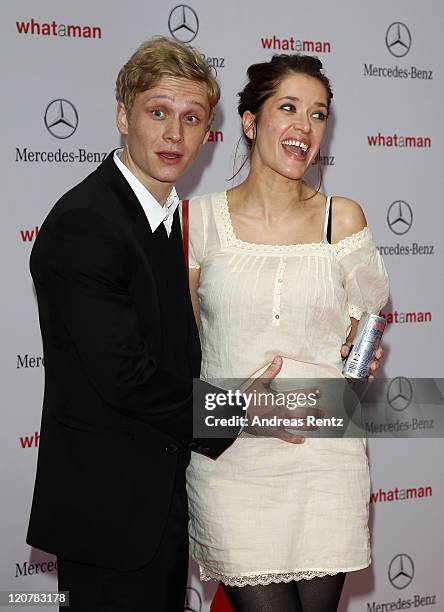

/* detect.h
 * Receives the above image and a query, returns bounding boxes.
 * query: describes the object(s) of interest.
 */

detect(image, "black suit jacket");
[26,152,236,570]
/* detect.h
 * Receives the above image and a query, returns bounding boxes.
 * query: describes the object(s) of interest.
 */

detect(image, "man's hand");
[242,356,322,444]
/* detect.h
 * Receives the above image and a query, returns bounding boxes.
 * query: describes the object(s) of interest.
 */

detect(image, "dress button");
[275,314,280,320]
[166,443,179,454]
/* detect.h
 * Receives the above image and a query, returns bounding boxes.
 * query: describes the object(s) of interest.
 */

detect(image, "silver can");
[343,313,386,379]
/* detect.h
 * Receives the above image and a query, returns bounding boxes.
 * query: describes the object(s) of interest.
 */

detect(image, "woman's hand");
[341,342,384,379]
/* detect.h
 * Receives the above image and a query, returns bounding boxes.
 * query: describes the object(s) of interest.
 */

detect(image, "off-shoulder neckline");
[216,191,370,254]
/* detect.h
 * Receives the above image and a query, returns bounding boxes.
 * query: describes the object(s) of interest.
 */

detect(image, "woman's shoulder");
[187,191,227,235]
[330,196,367,244]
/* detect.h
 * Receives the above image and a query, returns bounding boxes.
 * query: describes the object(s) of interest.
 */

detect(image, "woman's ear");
[242,111,256,141]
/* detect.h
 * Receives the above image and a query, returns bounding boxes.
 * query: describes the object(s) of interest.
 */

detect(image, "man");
[27,37,248,611]
[27,36,382,611]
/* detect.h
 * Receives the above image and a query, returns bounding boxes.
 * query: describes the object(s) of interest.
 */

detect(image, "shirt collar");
[113,149,179,236]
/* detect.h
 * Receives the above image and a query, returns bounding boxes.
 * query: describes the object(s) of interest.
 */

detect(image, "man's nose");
[164,117,184,143]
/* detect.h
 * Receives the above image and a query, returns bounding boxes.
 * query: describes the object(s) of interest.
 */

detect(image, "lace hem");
[218,192,332,254]
[199,567,343,586]
[333,226,372,259]
[217,192,372,257]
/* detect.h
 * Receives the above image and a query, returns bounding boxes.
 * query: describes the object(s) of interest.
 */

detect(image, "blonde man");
[26,37,242,611]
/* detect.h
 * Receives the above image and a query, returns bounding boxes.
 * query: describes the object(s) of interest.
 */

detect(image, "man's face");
[117,76,212,201]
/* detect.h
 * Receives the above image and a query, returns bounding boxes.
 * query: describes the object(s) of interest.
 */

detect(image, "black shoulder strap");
[326,197,332,244]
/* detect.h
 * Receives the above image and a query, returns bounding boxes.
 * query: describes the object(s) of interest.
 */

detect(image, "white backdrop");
[2,1,443,610]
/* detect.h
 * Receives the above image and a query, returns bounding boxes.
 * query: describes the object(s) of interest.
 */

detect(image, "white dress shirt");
[113,149,179,237]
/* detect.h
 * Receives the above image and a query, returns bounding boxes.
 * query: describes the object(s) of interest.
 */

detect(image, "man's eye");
[151,109,165,118]
[184,115,199,123]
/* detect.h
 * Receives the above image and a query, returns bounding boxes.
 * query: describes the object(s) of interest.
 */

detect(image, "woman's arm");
[346,318,359,345]
[333,198,385,373]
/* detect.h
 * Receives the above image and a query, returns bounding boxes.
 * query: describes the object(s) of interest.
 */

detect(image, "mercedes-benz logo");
[387,200,413,235]
[386,22,412,58]
[184,587,202,612]
[388,554,414,589]
[44,99,78,139]
[387,377,413,412]
[169,5,199,43]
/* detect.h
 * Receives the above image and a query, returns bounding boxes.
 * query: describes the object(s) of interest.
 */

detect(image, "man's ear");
[242,111,256,141]
[116,102,129,136]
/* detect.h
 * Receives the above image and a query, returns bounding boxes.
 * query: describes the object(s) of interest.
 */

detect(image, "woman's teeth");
[281,139,309,155]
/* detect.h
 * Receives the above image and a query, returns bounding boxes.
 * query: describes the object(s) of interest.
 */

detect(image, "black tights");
[223,573,346,612]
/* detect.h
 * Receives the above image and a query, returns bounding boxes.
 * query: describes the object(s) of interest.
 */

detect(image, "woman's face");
[244,72,329,181]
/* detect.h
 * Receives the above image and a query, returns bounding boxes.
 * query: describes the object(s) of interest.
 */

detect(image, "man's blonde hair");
[116,36,220,116]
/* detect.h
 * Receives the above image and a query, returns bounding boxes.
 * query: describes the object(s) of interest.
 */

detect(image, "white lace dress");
[186,191,389,586]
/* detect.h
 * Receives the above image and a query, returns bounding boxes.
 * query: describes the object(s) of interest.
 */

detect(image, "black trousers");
[57,460,189,612]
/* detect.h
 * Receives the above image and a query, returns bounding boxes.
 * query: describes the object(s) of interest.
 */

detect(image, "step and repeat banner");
[2,1,443,610]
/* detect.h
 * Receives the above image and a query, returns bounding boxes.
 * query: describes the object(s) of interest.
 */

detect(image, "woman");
[186,54,389,611]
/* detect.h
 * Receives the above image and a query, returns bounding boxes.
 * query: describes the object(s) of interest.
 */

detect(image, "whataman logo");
[367,133,431,148]
[370,485,432,504]
[16,18,102,39]
[381,310,432,324]
[20,432,40,449]
[20,226,39,243]
[261,35,331,53]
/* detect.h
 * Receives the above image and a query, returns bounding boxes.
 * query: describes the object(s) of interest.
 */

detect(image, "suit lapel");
[95,151,162,323]
[96,150,160,262]
[96,152,200,374]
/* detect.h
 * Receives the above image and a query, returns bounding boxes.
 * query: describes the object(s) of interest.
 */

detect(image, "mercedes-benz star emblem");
[388,554,414,589]
[169,5,199,43]
[386,22,412,58]
[387,200,413,235]
[184,587,202,612]
[387,377,413,412]
[44,99,78,139]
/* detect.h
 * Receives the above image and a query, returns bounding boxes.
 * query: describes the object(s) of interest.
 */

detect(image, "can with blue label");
[343,313,386,379]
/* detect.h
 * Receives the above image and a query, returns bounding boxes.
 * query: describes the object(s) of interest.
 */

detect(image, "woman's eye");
[280,104,296,112]
[312,111,327,121]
